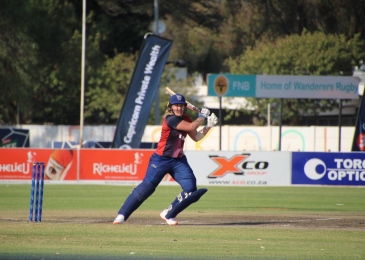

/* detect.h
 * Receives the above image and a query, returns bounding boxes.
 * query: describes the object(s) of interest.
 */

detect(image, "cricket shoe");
[113,214,125,225]
[160,209,178,226]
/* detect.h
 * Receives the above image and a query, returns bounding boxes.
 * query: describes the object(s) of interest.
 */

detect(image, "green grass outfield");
[0,184,364,260]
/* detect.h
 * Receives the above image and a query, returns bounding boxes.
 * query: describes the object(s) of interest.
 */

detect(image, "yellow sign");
[214,75,229,96]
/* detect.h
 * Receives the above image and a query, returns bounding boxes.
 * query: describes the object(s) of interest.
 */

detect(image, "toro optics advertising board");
[292,152,365,186]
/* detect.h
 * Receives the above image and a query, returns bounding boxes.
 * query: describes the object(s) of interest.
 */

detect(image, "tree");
[94,0,225,79]
[2,0,365,125]
[85,52,135,124]
[218,0,365,59]
[29,0,109,125]
[0,0,222,124]
[0,0,88,124]
[0,1,38,124]
[228,31,365,125]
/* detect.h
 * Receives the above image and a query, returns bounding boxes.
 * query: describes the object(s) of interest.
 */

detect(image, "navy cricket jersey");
[156,114,192,158]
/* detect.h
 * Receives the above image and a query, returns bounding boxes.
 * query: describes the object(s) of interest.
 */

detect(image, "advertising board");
[79,149,154,182]
[208,74,359,99]
[0,148,77,181]
[185,151,291,186]
[292,152,365,186]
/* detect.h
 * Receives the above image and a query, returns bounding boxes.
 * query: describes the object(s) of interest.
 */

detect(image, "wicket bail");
[29,162,45,222]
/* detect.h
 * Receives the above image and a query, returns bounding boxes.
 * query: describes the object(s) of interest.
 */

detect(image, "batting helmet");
[167,94,187,107]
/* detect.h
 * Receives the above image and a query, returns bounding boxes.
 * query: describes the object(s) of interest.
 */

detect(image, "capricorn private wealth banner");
[112,34,173,149]
[208,74,360,99]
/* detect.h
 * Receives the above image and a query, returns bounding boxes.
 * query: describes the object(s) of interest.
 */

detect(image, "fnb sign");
[208,154,269,178]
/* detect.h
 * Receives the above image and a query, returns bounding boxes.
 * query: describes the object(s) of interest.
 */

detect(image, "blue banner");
[112,34,172,149]
[292,152,365,186]
[352,90,365,151]
[0,128,30,147]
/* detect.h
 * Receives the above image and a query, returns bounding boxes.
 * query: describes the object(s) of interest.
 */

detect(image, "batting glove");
[198,108,210,119]
[205,113,218,130]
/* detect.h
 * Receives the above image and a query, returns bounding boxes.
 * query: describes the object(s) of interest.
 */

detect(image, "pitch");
[0,185,364,259]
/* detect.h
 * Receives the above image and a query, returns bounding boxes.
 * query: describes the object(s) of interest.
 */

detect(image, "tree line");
[1,0,365,125]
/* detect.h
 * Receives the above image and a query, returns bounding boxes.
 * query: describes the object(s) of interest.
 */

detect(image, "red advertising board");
[0,148,77,180]
[0,148,171,183]
[79,149,154,181]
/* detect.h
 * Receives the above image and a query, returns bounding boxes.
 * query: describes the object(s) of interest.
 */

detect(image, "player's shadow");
[183,221,293,226]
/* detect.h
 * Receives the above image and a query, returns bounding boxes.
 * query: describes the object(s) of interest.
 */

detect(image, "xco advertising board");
[292,152,365,186]
[186,151,291,186]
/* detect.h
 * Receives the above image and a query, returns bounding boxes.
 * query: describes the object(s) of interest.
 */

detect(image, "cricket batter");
[114,94,218,225]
